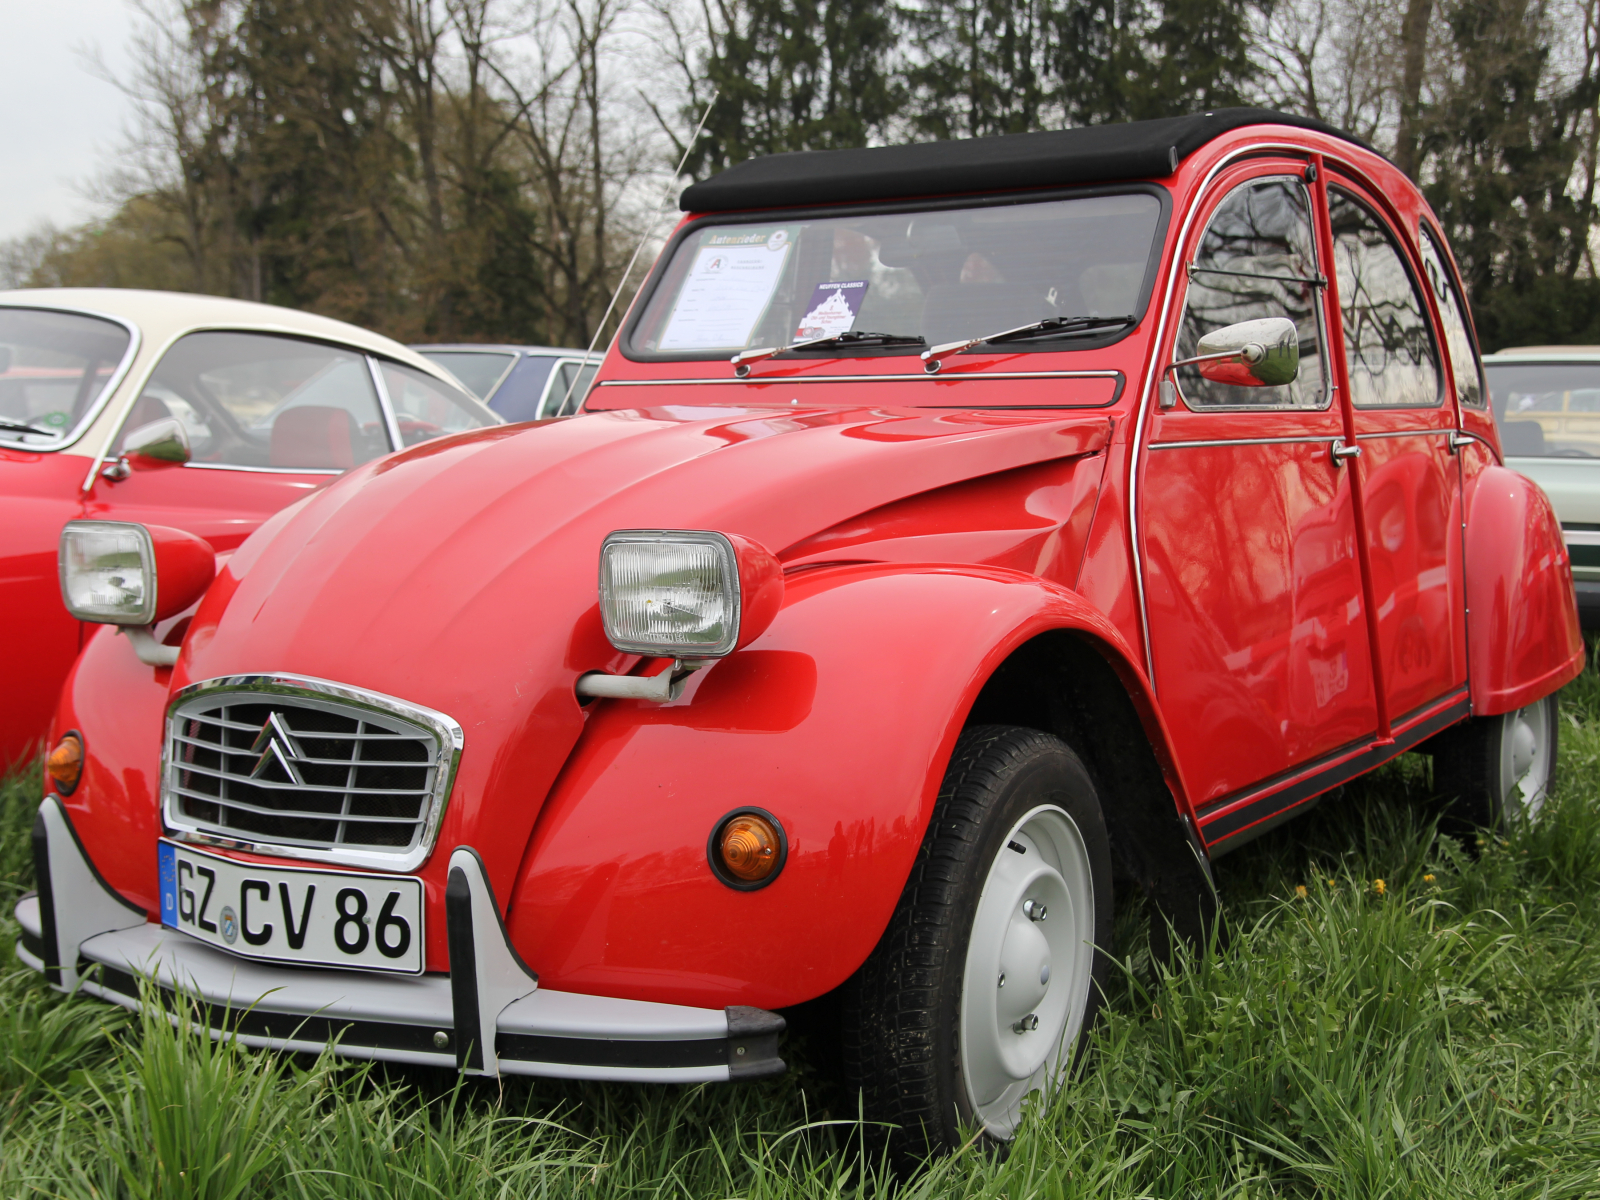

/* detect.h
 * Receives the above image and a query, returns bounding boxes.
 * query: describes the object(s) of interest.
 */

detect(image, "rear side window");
[136,332,389,471]
[1329,190,1441,408]
[1176,175,1328,410]
[1418,227,1485,408]
[378,362,500,445]
[0,307,133,448]
[541,359,599,418]
[416,350,517,401]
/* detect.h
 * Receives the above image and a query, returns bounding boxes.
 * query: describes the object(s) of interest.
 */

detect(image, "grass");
[3,675,1600,1197]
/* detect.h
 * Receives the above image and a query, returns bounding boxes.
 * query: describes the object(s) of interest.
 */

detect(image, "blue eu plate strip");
[157,842,177,929]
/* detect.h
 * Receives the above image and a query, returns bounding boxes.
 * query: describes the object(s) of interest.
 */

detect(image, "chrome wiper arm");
[732,331,924,376]
[919,315,1136,373]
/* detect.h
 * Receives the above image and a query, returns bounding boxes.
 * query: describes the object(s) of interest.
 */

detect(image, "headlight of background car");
[598,529,783,659]
[58,519,217,626]
[58,520,158,624]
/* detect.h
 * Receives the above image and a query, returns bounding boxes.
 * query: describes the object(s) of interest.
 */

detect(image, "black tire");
[841,725,1114,1162]
[1433,692,1559,834]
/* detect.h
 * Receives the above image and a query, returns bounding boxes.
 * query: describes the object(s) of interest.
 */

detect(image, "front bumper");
[17,798,784,1083]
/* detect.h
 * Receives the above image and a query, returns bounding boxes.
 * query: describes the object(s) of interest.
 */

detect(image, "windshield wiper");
[732,331,925,375]
[920,315,1136,373]
[0,417,57,437]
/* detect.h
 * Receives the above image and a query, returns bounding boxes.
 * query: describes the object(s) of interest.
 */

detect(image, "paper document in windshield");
[659,228,796,350]
[794,281,867,341]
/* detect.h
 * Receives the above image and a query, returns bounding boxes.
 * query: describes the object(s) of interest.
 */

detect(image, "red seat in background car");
[270,405,357,469]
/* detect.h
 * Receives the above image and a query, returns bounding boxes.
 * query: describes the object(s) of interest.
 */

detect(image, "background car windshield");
[418,350,517,400]
[132,331,391,471]
[628,192,1163,357]
[1485,362,1600,457]
[0,307,131,446]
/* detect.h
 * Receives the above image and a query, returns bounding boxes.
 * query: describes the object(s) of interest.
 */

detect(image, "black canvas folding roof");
[679,108,1370,213]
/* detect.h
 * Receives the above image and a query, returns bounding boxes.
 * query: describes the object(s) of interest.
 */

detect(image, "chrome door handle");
[1330,438,1362,465]
[1448,431,1475,453]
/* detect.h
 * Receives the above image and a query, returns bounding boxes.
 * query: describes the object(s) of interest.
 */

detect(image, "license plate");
[157,841,424,974]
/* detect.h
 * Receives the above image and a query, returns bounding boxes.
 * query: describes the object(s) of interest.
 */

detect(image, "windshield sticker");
[658,228,797,350]
[794,280,868,342]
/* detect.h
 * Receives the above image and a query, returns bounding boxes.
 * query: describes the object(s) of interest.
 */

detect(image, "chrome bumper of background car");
[16,798,785,1084]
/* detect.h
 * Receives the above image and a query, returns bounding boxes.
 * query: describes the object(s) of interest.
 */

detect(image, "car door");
[1324,182,1467,725]
[1140,164,1380,822]
[82,331,397,554]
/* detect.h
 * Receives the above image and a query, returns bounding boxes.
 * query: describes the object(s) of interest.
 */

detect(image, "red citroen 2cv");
[18,108,1581,1156]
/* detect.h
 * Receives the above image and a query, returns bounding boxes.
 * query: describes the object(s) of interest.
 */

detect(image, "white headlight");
[599,531,740,657]
[59,520,156,624]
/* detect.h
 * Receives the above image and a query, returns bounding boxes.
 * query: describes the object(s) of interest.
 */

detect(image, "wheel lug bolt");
[1023,899,1047,922]
[1012,1013,1039,1033]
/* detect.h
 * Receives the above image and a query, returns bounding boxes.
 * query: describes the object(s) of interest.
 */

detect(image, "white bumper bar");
[17,798,784,1083]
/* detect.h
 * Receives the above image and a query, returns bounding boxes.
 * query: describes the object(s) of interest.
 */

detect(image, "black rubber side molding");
[726,1005,786,1080]
[444,864,481,1071]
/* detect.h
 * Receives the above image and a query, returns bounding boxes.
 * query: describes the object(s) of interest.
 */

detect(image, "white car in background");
[1484,346,1600,629]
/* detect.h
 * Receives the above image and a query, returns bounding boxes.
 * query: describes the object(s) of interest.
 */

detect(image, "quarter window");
[1418,227,1485,408]
[378,362,499,445]
[1176,176,1328,409]
[1328,190,1441,408]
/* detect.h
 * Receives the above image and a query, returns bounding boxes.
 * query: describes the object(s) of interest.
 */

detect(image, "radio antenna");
[556,90,719,415]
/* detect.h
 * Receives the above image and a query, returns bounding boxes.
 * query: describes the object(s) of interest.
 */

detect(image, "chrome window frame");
[1171,172,1334,414]
[0,303,143,453]
[162,672,465,874]
[536,354,603,419]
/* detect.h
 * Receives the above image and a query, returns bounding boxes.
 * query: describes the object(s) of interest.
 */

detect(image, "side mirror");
[121,417,191,467]
[1192,317,1300,387]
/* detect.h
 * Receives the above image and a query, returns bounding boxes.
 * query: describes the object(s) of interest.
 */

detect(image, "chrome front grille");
[163,675,463,871]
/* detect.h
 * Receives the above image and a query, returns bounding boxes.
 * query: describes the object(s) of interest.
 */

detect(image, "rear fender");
[1463,466,1583,714]
[503,562,1186,1011]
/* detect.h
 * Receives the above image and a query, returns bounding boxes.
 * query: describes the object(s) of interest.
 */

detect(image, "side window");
[1418,227,1485,408]
[539,359,599,418]
[379,361,500,446]
[1328,190,1442,408]
[135,332,390,470]
[1176,176,1327,409]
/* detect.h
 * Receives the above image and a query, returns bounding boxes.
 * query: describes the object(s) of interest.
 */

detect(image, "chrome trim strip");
[595,369,1123,386]
[179,461,343,476]
[1353,428,1455,440]
[1149,434,1340,450]
[1564,529,1600,546]
[162,673,465,874]
[0,303,143,456]
[1129,142,1318,686]
[1451,427,1503,464]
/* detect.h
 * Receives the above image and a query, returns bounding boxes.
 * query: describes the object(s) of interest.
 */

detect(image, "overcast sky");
[0,0,137,242]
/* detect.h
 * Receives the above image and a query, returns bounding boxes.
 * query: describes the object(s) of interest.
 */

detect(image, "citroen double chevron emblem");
[249,712,306,785]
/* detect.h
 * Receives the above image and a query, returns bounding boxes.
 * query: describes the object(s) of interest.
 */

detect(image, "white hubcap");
[1501,697,1553,819]
[959,805,1095,1138]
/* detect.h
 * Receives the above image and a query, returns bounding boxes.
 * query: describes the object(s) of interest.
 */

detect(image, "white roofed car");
[0,288,501,769]
[1483,346,1600,629]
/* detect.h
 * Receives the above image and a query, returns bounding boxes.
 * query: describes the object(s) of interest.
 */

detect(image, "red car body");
[19,112,1582,1123]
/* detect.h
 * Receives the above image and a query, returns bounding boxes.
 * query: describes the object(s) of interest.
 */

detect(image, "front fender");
[502,562,1174,1011]
[1464,466,1583,715]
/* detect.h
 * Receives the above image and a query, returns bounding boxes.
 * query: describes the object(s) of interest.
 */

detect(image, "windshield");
[1484,360,1600,458]
[0,307,134,448]
[417,350,518,400]
[627,191,1165,360]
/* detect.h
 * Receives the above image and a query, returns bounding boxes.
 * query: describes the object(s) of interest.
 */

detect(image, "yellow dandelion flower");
[1373,879,1386,896]
[1295,885,1308,899]
[1423,874,1436,884]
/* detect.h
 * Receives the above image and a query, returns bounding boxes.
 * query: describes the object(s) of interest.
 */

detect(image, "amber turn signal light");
[708,808,787,890]
[47,732,84,796]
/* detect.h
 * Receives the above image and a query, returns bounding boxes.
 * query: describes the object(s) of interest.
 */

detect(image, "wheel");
[1434,692,1559,831]
[842,725,1113,1160]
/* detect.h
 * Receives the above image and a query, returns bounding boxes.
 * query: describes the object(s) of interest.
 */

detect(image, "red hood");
[174,402,1110,902]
